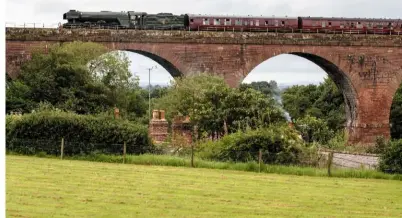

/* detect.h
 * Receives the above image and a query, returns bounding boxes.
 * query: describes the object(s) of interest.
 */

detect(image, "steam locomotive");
[62,9,402,34]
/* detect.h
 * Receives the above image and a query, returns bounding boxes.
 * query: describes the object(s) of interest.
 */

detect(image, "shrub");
[366,136,389,154]
[6,110,153,156]
[197,124,304,165]
[378,139,402,174]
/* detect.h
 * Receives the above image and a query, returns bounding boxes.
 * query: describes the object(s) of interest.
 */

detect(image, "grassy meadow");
[6,155,402,217]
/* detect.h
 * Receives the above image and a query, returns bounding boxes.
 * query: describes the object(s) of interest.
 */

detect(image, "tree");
[239,80,280,98]
[153,74,287,140]
[6,42,147,119]
[390,85,402,139]
[281,77,345,133]
[294,115,334,144]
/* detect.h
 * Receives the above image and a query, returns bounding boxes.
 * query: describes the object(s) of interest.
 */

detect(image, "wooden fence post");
[191,142,194,168]
[258,149,262,173]
[327,152,334,177]
[123,141,127,164]
[60,137,64,160]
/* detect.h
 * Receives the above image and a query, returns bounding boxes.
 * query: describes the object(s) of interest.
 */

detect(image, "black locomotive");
[62,10,187,30]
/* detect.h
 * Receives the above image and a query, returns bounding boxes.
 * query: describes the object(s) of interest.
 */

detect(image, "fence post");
[60,137,64,160]
[327,151,333,177]
[258,149,262,173]
[190,142,194,168]
[123,141,127,164]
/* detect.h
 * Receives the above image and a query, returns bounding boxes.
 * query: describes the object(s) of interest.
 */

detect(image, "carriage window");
[235,19,242,25]
[245,21,248,25]
[224,19,231,25]
[275,20,279,26]
[203,18,209,25]
[281,21,285,25]
[329,22,332,26]
[190,19,194,23]
[255,20,259,26]
[265,20,268,25]
[214,19,220,25]
[250,21,253,26]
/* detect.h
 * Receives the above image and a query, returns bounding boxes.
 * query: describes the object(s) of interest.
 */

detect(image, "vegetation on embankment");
[6,108,153,155]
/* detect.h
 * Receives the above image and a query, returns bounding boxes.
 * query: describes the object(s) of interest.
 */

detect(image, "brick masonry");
[149,110,192,145]
[6,28,402,145]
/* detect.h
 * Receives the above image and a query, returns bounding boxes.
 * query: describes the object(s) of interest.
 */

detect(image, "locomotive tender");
[63,9,402,34]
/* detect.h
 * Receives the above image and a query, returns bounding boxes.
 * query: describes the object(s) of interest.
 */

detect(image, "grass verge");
[8,151,402,181]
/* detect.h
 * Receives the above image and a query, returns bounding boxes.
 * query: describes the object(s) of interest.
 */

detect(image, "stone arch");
[123,49,182,78]
[105,43,187,79]
[243,51,358,137]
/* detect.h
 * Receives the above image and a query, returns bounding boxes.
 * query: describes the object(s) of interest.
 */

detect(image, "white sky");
[6,0,401,86]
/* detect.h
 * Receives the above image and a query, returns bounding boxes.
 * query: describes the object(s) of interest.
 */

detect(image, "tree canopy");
[153,74,287,140]
[6,42,148,120]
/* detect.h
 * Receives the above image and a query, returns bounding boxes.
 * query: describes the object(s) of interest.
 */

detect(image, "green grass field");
[6,155,402,217]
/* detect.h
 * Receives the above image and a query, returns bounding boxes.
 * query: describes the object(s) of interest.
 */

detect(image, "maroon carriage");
[299,17,402,34]
[186,14,299,32]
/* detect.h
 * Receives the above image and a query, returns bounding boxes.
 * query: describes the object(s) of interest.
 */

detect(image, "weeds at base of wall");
[7,151,402,181]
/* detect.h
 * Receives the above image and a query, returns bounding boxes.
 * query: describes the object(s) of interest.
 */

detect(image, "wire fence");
[5,22,402,35]
[6,137,382,175]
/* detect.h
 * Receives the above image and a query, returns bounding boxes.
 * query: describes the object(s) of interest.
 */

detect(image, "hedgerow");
[378,139,402,174]
[6,110,153,155]
[196,125,305,165]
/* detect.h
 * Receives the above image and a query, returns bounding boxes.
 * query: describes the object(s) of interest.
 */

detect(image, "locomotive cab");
[184,14,190,27]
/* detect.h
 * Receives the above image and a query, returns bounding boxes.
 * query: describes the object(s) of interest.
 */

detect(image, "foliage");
[366,136,389,154]
[197,124,304,165]
[390,84,402,139]
[282,77,346,133]
[239,80,280,98]
[378,139,402,174]
[294,114,334,144]
[153,74,287,139]
[6,110,152,155]
[6,42,148,121]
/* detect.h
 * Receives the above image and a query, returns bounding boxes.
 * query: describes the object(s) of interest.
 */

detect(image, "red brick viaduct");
[5,27,402,145]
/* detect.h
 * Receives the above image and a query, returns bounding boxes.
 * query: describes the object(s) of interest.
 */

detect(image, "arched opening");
[290,52,357,129]
[243,53,358,142]
[124,49,182,81]
[111,50,180,119]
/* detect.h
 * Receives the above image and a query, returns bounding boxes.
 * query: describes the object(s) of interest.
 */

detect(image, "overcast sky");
[6,0,401,86]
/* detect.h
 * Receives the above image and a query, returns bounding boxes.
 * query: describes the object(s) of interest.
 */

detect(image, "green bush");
[197,125,304,165]
[378,139,402,174]
[6,110,153,156]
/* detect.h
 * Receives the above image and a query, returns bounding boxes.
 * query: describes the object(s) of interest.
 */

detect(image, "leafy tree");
[239,81,280,98]
[6,42,147,120]
[378,139,402,174]
[153,74,287,140]
[294,115,334,144]
[390,85,402,139]
[282,77,345,133]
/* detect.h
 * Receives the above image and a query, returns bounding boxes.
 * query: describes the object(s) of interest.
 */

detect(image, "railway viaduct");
[5,27,402,145]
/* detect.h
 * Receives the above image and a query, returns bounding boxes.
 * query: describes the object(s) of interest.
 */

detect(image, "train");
[62,9,402,34]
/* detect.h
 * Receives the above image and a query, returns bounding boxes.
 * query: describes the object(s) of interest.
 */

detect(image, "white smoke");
[272,87,292,122]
